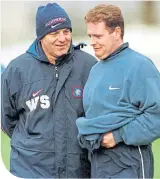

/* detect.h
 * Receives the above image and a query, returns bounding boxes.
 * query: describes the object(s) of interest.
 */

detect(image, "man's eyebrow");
[88,34,103,37]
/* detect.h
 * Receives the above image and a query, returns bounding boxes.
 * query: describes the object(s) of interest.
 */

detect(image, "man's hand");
[101,132,116,148]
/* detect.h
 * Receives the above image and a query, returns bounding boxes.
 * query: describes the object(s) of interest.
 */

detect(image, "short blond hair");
[85,4,124,39]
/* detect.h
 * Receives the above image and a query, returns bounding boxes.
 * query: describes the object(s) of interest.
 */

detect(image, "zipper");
[55,66,59,81]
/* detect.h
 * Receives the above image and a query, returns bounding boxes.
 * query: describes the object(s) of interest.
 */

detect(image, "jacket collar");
[103,42,129,61]
[26,39,73,66]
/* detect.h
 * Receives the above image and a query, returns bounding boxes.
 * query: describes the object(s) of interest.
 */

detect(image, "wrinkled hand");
[101,132,116,148]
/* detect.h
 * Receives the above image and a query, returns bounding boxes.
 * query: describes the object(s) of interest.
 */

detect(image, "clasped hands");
[101,132,116,148]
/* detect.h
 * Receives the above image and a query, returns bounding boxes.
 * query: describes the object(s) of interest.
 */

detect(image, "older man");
[1,3,96,178]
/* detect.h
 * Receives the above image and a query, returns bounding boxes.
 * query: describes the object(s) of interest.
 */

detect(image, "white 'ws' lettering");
[26,95,50,112]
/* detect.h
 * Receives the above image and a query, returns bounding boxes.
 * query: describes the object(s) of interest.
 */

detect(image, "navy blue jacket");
[1,40,97,178]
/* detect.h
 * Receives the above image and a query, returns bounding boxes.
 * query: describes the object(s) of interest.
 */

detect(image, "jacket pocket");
[11,133,55,152]
[10,145,56,178]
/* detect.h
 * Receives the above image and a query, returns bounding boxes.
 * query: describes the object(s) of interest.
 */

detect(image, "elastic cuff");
[112,129,123,144]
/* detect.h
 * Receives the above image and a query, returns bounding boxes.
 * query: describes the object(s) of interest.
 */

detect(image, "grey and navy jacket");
[76,42,160,150]
[1,39,97,178]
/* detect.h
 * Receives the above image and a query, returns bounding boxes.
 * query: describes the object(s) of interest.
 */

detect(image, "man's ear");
[114,26,121,40]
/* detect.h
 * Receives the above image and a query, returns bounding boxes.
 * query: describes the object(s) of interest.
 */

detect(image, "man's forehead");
[87,22,108,34]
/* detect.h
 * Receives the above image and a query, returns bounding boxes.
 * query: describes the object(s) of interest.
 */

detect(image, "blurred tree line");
[1,1,160,48]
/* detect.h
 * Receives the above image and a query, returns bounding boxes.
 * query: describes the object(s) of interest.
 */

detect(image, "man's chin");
[62,51,68,55]
[95,52,108,60]
[56,51,68,58]
[95,52,102,60]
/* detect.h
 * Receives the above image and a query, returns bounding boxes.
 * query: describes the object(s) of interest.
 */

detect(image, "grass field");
[1,131,160,178]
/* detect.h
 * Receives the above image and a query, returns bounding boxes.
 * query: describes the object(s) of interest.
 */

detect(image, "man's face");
[87,21,117,60]
[41,28,72,59]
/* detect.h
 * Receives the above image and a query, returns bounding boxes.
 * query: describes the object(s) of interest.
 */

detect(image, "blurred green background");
[1,132,160,178]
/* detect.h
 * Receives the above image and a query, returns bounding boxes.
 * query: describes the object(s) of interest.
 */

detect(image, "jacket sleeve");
[113,62,160,145]
[1,68,19,138]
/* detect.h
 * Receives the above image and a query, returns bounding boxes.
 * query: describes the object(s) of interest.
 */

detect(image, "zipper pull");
[55,66,59,80]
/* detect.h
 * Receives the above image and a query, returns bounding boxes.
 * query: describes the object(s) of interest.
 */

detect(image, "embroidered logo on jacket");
[72,86,83,98]
[26,95,50,112]
[109,85,120,90]
[32,89,43,97]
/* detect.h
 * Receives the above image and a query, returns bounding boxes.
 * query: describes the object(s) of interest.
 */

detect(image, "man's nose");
[58,31,65,42]
[90,36,96,46]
